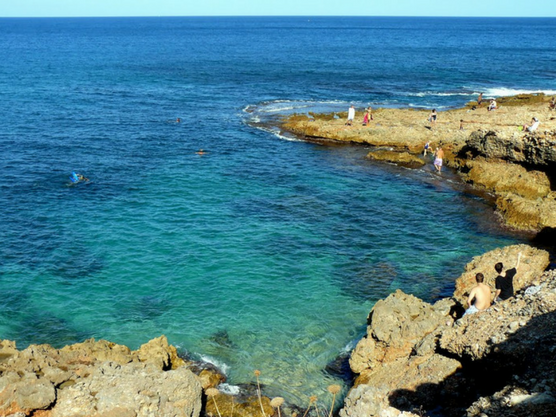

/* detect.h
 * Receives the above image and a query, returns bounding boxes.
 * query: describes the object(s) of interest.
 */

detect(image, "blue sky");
[1,0,555,17]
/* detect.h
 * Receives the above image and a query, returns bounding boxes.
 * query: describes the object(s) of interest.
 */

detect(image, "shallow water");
[1,16,553,404]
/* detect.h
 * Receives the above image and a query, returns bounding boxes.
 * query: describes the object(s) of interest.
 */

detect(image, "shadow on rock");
[389,309,556,417]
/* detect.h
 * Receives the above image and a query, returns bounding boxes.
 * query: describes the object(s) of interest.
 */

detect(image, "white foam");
[218,383,242,396]
[342,339,358,353]
[482,87,556,98]
[198,354,230,376]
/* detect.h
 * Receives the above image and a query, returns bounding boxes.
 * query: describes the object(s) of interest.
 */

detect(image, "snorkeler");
[69,172,89,183]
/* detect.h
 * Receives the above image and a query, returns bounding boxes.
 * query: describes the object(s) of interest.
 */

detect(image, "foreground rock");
[340,244,555,417]
[0,335,270,417]
[0,336,203,417]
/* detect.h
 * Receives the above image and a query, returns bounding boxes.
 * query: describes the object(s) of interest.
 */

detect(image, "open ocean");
[1,16,555,404]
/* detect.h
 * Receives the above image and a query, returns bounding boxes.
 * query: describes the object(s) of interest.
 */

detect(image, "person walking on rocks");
[362,108,370,126]
[423,141,432,156]
[428,109,437,129]
[433,146,444,172]
[463,273,491,316]
[494,252,522,302]
[346,105,355,126]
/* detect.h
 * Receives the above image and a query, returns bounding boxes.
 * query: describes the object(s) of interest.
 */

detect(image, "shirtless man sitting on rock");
[463,273,491,317]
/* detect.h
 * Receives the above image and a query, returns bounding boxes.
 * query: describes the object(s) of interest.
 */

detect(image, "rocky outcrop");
[452,244,550,306]
[0,335,276,417]
[462,129,556,167]
[279,96,556,232]
[366,150,425,168]
[0,336,203,417]
[344,291,462,417]
[341,244,555,417]
[455,130,556,231]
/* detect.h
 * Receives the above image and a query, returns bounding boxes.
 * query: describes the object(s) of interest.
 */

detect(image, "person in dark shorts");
[494,252,522,302]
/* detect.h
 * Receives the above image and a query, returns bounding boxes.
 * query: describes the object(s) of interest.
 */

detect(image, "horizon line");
[1,15,555,19]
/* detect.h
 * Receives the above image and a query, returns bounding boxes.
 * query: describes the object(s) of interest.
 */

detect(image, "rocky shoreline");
[2,244,555,417]
[280,93,556,233]
[2,95,556,417]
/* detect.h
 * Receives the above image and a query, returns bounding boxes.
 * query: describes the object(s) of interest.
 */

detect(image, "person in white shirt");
[346,105,355,126]
[523,117,540,132]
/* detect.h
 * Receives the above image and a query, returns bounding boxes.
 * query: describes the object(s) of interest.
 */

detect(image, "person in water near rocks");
[423,141,432,156]
[434,146,444,172]
[69,172,89,183]
[494,252,522,302]
[346,105,355,126]
[463,273,491,316]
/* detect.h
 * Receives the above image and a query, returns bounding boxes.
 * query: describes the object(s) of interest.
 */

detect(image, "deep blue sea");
[1,16,555,404]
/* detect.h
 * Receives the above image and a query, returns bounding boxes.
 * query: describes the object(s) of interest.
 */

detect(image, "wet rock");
[325,351,354,382]
[366,150,426,168]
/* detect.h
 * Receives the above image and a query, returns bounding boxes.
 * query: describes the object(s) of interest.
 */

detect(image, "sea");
[1,16,555,405]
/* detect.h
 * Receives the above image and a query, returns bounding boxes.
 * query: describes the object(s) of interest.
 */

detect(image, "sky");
[1,0,555,18]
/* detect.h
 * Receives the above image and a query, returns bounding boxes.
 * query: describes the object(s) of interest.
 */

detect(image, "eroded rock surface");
[0,336,202,417]
[341,245,556,417]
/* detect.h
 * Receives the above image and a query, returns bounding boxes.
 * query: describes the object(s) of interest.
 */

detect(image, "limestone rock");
[350,290,450,375]
[52,362,202,417]
[136,335,185,370]
[0,336,203,417]
[340,384,421,417]
[453,244,550,306]
[464,130,556,167]
[495,191,556,230]
[366,150,426,168]
[460,159,551,199]
[442,269,556,360]
[0,373,56,414]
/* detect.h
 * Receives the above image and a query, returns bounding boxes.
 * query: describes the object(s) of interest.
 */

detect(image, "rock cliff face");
[455,130,556,231]
[340,245,556,417]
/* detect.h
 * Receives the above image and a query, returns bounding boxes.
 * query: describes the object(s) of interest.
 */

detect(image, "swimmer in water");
[196,149,206,155]
[70,172,89,183]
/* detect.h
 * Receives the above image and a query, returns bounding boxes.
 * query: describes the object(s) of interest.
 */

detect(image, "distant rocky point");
[280,93,556,232]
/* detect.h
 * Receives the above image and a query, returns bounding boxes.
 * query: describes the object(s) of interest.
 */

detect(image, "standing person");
[463,273,492,316]
[362,109,370,126]
[434,146,444,172]
[423,141,432,156]
[428,109,437,129]
[477,92,483,106]
[494,252,522,302]
[346,105,355,126]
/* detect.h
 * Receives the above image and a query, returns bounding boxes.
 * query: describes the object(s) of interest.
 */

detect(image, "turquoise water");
[1,16,552,403]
